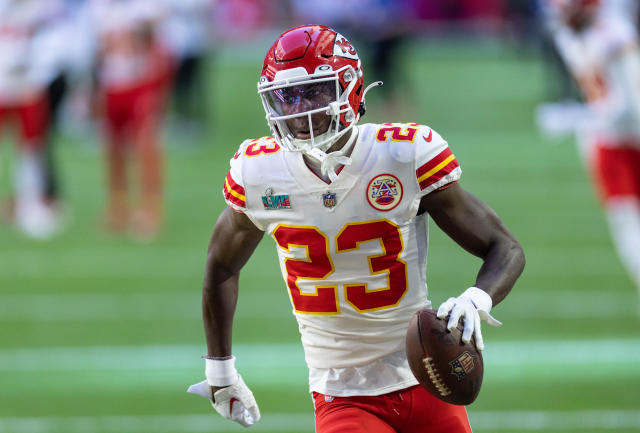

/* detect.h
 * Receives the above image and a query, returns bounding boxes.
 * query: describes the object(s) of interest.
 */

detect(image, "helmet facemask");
[258,64,360,156]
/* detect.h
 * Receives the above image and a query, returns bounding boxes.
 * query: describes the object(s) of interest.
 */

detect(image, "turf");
[0,37,638,433]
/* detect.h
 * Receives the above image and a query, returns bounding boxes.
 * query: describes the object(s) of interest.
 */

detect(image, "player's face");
[564,1,599,31]
[266,81,336,139]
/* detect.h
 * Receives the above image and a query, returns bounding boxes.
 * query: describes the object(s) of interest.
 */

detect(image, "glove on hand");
[187,356,260,427]
[436,287,502,351]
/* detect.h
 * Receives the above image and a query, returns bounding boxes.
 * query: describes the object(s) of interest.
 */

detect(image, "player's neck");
[326,129,354,154]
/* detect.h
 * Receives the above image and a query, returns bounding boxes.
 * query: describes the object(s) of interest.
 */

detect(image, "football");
[405,309,483,405]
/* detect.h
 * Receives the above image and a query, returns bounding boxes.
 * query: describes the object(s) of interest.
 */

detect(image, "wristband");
[205,356,238,387]
[462,286,492,312]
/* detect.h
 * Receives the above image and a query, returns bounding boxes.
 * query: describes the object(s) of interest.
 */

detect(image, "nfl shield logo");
[449,351,476,380]
[323,192,337,208]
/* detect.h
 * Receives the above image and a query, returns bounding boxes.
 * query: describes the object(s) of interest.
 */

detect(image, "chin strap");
[321,153,352,182]
[306,127,359,182]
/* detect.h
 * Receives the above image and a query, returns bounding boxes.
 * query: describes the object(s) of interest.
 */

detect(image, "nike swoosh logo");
[230,397,238,413]
[424,130,433,142]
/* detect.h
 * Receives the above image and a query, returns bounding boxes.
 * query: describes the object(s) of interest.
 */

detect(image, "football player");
[91,0,173,240]
[188,25,525,433]
[0,0,60,238]
[545,0,640,301]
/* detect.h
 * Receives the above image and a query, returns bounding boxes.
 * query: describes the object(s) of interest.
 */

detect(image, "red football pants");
[313,385,472,433]
[592,144,640,202]
[0,96,49,149]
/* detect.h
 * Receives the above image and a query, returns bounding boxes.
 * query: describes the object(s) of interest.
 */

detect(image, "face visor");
[265,80,337,117]
[258,65,358,153]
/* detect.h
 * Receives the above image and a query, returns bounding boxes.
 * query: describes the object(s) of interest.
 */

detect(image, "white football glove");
[187,356,260,427]
[436,287,502,351]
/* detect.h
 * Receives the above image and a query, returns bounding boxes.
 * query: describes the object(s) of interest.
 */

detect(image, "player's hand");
[437,287,502,351]
[187,376,260,427]
[187,356,260,427]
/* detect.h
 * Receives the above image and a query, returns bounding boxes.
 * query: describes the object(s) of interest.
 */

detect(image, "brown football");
[405,309,483,405]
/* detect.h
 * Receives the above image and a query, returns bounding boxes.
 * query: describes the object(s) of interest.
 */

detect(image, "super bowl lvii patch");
[262,187,291,210]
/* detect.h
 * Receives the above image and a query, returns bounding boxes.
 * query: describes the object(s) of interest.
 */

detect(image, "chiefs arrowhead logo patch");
[366,174,403,211]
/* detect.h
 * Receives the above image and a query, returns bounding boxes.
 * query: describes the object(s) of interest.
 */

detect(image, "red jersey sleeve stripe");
[224,183,246,208]
[225,172,245,196]
[418,159,459,190]
[416,147,453,179]
[224,173,246,208]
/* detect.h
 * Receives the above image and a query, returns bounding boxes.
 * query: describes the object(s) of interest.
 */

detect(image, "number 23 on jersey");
[273,219,408,314]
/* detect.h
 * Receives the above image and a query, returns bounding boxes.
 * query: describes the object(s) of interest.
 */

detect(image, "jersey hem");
[309,378,420,397]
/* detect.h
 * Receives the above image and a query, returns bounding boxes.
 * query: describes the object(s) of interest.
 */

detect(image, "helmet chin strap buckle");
[306,148,349,182]
[304,127,359,181]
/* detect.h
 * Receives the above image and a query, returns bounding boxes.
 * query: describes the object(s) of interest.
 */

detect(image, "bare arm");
[202,207,264,358]
[419,183,525,305]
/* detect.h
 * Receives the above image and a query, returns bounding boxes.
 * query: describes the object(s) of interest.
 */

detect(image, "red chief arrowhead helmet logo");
[333,33,359,60]
[336,37,356,55]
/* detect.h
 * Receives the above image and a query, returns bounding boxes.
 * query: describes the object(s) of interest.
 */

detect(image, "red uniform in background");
[548,0,640,299]
[0,0,60,239]
[93,0,173,239]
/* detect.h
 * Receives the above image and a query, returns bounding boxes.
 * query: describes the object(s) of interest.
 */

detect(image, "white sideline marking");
[0,413,312,433]
[0,290,636,321]
[0,339,638,372]
[468,410,640,431]
[1,411,640,433]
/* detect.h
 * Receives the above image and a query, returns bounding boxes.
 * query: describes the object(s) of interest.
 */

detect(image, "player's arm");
[419,183,525,349]
[187,206,264,427]
[608,42,640,127]
[202,206,264,358]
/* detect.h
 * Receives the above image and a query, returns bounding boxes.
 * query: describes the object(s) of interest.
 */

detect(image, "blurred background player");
[161,0,214,138]
[539,0,640,302]
[31,0,92,231]
[0,0,62,239]
[92,0,173,240]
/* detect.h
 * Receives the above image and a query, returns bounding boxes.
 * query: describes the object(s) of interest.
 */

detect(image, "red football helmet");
[258,24,374,155]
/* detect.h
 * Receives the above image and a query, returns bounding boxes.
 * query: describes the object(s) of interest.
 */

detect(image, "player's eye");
[305,87,321,98]
[305,83,333,99]
[272,89,296,105]
[283,94,300,104]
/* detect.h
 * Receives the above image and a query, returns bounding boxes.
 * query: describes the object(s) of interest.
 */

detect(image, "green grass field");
[0,36,639,433]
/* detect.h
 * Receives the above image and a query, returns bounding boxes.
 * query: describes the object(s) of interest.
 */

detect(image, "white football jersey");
[223,122,462,395]
[553,10,640,142]
[0,0,59,102]
[90,0,165,88]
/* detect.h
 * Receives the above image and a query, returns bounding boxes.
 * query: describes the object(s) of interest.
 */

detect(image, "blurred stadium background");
[0,0,639,432]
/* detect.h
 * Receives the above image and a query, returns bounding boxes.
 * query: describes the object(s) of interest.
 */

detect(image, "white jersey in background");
[90,0,166,89]
[0,0,60,102]
[159,0,212,61]
[547,1,640,304]
[223,122,461,396]
[552,9,640,144]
